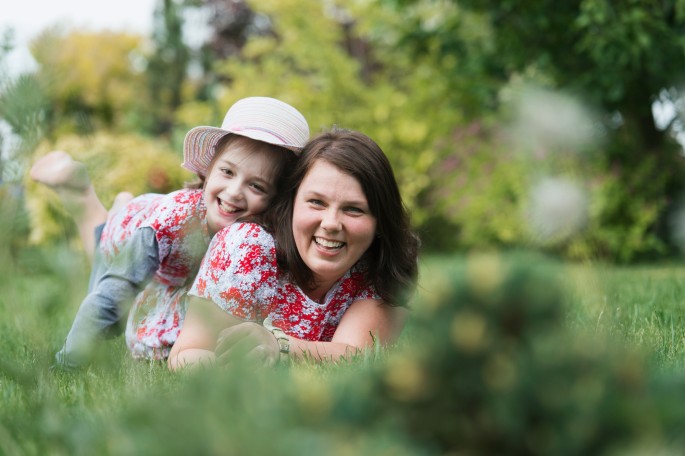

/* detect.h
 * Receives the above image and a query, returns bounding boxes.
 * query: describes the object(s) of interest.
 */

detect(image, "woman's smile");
[314,236,345,250]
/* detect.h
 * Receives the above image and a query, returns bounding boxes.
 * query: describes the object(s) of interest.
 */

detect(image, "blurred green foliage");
[428,118,671,262]
[29,28,145,135]
[2,248,685,453]
[384,0,685,260]
[4,0,685,259]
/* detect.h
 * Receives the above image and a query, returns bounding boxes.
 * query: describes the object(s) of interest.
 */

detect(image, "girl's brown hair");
[185,134,297,197]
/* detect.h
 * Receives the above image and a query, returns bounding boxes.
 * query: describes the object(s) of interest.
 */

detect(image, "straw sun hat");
[182,96,310,176]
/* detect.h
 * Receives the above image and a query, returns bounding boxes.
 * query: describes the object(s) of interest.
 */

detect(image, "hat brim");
[182,126,303,176]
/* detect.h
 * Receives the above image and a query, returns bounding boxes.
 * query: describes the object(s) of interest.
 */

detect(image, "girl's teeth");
[219,200,239,213]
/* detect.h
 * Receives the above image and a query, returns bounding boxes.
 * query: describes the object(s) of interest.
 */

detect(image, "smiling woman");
[168,128,420,369]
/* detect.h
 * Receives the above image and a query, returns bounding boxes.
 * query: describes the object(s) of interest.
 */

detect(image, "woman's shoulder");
[201,223,278,281]
[213,222,274,246]
[339,262,381,299]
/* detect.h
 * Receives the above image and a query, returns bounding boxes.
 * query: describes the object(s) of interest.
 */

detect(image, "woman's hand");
[215,322,280,367]
[168,296,241,371]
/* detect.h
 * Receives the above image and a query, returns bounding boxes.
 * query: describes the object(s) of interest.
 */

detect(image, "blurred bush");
[362,252,685,454]
[0,185,29,253]
[426,86,670,262]
[30,28,145,135]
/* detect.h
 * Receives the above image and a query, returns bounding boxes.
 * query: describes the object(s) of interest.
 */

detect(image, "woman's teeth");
[315,237,344,248]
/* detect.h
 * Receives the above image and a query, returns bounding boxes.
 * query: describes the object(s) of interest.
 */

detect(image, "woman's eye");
[345,206,364,215]
[308,199,324,206]
[220,168,233,176]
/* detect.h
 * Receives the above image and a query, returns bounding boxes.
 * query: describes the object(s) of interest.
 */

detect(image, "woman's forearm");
[167,348,216,371]
[286,339,362,362]
[279,300,405,363]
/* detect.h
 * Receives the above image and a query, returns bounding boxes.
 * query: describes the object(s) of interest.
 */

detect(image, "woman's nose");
[320,209,342,231]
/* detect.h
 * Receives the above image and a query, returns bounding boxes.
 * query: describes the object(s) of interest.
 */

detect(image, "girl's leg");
[109,191,135,216]
[30,151,108,260]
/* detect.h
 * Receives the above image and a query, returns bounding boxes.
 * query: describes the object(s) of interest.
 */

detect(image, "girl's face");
[204,140,279,236]
[292,160,377,294]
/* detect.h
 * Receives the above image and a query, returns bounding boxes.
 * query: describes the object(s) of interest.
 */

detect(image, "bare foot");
[30,151,90,191]
[31,151,107,260]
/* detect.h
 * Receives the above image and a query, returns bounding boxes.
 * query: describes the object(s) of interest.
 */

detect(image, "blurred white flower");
[510,86,602,154]
[527,177,589,243]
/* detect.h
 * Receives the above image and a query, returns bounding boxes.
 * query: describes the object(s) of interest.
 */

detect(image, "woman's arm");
[287,299,407,362]
[209,299,407,367]
[167,296,243,370]
[172,298,406,368]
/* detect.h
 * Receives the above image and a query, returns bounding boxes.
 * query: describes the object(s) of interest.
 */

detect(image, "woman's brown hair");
[264,128,419,306]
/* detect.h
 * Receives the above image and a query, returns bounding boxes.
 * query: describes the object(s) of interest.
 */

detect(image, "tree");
[383,0,685,259]
[29,28,144,136]
[144,0,192,136]
[392,0,685,157]
[172,0,462,227]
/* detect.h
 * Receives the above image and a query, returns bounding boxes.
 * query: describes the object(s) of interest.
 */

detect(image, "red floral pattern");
[100,188,210,359]
[189,223,380,341]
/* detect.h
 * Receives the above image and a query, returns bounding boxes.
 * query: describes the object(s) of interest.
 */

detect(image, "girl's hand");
[215,322,280,367]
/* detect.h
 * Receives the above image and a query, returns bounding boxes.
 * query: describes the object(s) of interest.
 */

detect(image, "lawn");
[2,244,685,454]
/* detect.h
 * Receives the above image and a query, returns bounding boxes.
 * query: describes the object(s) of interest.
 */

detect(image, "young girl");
[30,97,309,368]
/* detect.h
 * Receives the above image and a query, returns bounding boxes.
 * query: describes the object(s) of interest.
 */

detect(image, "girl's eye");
[251,183,267,194]
[220,168,233,176]
[307,199,324,207]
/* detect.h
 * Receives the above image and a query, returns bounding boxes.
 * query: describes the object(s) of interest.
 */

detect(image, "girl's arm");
[285,299,407,362]
[167,296,243,370]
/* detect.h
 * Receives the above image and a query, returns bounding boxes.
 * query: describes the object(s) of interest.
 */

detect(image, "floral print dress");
[98,188,210,359]
[189,223,380,341]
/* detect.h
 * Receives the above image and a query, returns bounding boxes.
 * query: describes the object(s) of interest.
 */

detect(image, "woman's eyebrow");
[304,190,367,207]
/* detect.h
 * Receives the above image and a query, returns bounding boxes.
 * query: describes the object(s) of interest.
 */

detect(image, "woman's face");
[292,159,377,292]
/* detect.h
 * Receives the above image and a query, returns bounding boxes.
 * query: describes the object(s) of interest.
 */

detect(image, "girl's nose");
[224,180,245,201]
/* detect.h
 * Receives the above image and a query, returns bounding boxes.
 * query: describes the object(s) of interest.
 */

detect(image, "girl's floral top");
[189,222,380,341]
[99,188,210,359]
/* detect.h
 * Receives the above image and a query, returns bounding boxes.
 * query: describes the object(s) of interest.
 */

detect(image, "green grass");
[562,262,685,372]
[419,254,685,368]
[2,245,685,454]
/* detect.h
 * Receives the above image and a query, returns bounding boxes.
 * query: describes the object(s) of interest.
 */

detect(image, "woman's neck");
[306,281,335,303]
